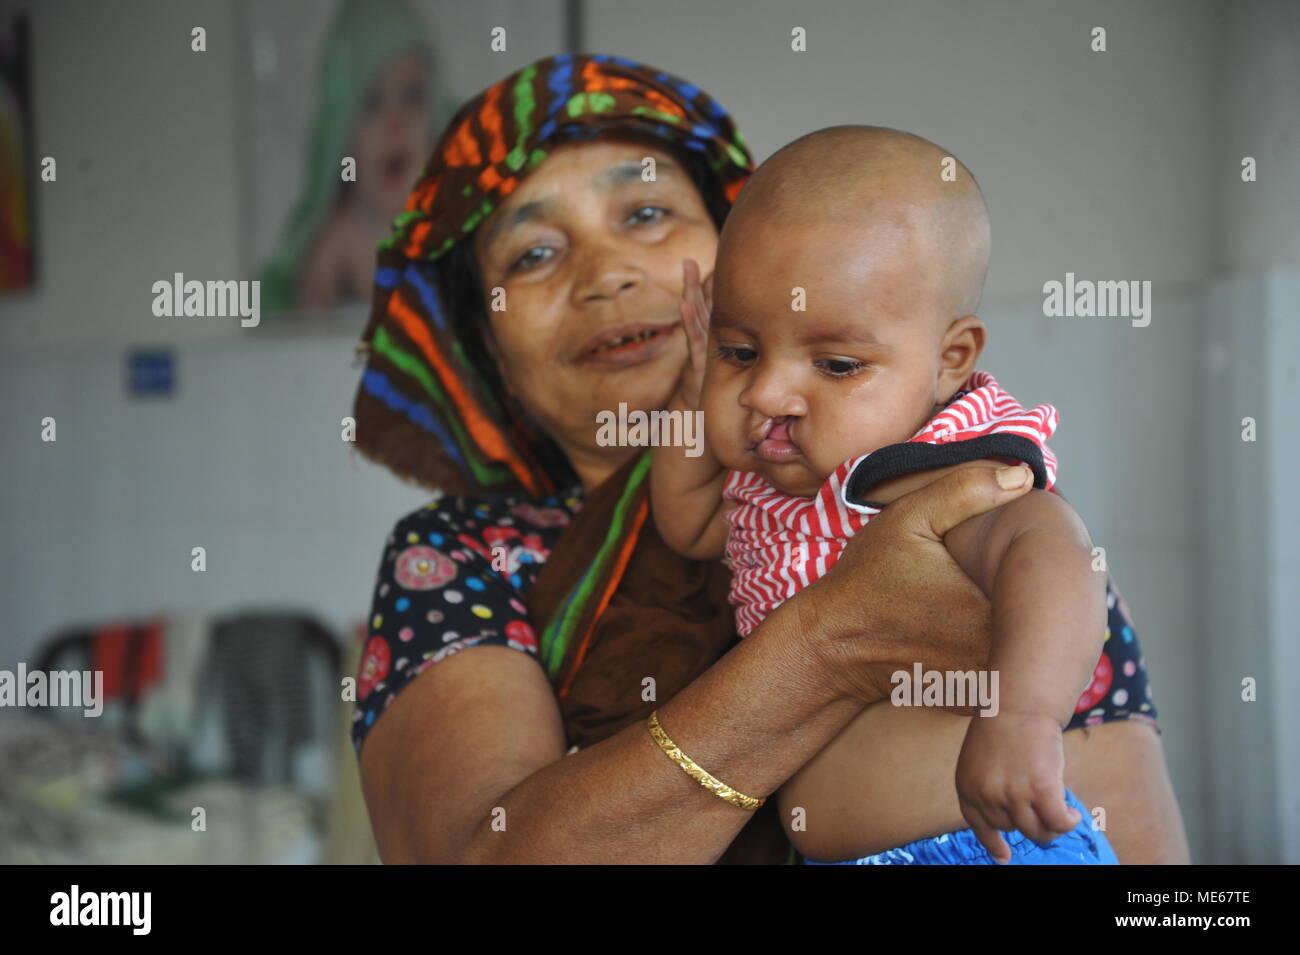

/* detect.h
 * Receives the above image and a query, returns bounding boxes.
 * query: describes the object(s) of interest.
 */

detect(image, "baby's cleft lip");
[746,416,802,461]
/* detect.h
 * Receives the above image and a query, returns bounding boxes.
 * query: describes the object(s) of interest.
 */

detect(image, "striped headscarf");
[351,53,754,497]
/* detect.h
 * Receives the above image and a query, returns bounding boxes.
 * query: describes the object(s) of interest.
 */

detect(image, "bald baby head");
[699,126,995,494]
[725,125,991,321]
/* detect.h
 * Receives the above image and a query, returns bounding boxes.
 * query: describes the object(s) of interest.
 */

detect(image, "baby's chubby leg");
[778,701,972,862]
[777,699,1186,863]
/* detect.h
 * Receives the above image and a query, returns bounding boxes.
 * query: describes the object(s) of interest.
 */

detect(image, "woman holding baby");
[349,54,1187,864]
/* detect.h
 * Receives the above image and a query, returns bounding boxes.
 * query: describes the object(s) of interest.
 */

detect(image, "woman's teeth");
[597,329,657,352]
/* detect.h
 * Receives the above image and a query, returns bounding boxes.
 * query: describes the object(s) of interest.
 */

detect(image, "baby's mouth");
[747,416,802,462]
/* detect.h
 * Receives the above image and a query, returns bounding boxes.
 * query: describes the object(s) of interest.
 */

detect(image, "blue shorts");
[803,789,1118,865]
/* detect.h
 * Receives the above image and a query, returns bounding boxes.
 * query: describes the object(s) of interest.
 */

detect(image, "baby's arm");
[943,486,1106,861]
[777,460,1104,862]
[650,389,732,560]
[650,260,731,561]
[944,488,1104,724]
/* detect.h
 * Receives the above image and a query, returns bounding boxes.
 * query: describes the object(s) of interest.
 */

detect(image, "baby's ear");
[937,315,986,391]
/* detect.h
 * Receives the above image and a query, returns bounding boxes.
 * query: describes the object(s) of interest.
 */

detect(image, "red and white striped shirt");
[722,370,1060,637]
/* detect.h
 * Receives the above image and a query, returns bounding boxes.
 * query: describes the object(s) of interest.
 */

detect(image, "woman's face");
[472,138,719,483]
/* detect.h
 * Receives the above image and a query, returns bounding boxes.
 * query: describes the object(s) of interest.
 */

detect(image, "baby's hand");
[678,258,713,409]
[954,711,1080,864]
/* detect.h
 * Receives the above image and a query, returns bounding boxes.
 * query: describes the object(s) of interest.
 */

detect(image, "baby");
[651,125,1117,865]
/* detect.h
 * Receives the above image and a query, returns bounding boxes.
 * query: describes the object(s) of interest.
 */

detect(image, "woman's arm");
[361,607,856,864]
[359,465,1032,863]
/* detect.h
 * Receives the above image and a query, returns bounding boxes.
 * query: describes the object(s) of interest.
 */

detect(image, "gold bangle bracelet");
[646,710,765,811]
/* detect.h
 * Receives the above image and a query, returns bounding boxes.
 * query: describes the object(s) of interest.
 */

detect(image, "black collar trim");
[843,433,1049,510]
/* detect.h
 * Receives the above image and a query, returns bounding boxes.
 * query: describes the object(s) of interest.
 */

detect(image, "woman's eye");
[508,246,555,273]
[715,345,756,364]
[816,357,868,378]
[626,205,670,226]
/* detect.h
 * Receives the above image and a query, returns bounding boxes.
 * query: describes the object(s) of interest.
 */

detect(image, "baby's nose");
[741,381,808,421]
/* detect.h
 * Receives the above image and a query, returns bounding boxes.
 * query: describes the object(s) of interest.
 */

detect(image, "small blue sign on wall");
[127,349,175,398]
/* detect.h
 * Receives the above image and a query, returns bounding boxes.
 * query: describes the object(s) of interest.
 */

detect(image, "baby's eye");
[815,357,868,378]
[626,205,670,226]
[508,246,555,273]
[715,345,757,365]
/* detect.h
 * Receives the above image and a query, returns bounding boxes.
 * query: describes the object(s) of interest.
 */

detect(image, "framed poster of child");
[238,0,569,327]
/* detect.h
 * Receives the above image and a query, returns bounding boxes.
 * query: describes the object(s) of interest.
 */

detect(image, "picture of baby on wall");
[256,0,443,314]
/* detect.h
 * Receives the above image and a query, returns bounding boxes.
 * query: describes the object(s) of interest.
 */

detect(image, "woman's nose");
[739,362,808,420]
[571,246,643,303]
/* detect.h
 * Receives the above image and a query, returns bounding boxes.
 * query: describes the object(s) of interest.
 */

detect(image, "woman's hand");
[795,464,1036,705]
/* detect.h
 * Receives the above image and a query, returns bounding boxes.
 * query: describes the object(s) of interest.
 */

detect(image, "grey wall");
[1,0,1295,862]
[1201,1,1300,864]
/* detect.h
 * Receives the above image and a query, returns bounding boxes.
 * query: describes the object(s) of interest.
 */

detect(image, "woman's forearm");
[459,594,871,864]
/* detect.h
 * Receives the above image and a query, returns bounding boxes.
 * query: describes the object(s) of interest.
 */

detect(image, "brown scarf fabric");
[528,451,793,865]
